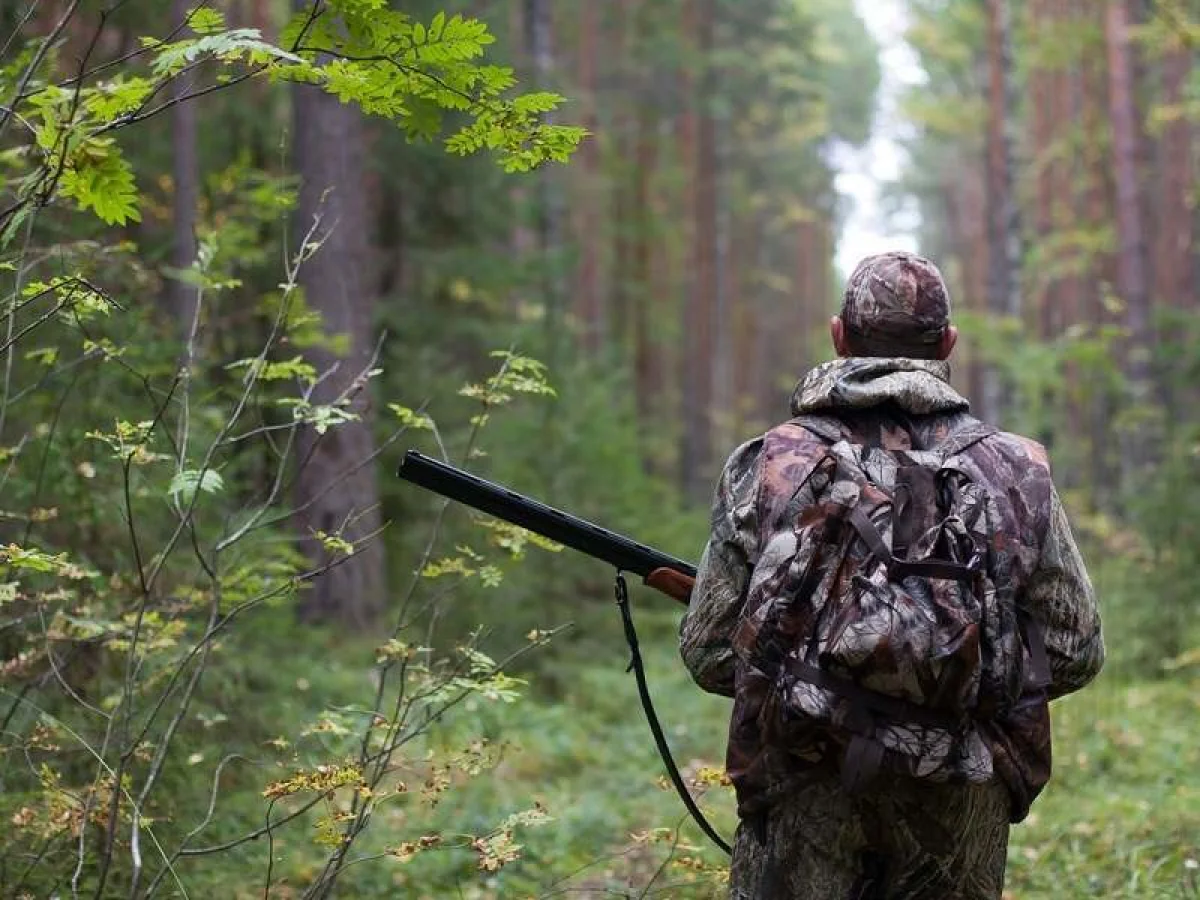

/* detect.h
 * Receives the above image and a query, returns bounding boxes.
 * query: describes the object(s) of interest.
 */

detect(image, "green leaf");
[168,468,225,505]
[314,530,355,556]
[187,6,226,34]
[277,398,359,434]
[24,347,58,366]
[387,403,434,430]
[58,140,141,225]
[0,544,59,573]
[226,355,317,384]
[151,29,304,77]
[0,545,93,579]
[84,77,154,121]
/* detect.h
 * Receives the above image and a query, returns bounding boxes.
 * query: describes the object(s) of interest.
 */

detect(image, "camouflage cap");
[840,251,952,356]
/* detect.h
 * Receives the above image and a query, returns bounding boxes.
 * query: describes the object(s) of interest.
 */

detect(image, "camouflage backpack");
[732,414,1049,792]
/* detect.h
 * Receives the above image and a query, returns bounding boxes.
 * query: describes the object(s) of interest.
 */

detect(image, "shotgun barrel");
[396,450,697,580]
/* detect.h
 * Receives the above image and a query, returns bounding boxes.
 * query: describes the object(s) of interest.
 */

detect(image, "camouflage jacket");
[680,357,1105,823]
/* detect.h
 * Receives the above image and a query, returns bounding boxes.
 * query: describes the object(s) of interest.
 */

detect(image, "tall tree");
[679,0,717,501]
[572,0,602,355]
[1154,42,1195,310]
[1028,0,1055,339]
[525,0,565,370]
[291,43,384,630]
[1105,0,1154,398]
[983,0,1023,425]
[166,0,199,329]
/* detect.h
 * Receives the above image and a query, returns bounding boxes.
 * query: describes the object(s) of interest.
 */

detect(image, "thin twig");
[141,754,255,897]
[177,794,327,858]
[0,1,40,61]
[91,374,182,900]
[0,688,188,899]
[262,798,279,900]
[0,0,83,142]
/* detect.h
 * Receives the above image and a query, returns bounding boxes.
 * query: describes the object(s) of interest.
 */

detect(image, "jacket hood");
[790,357,970,417]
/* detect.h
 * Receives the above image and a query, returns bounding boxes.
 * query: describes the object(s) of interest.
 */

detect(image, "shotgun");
[395,449,728,853]
[395,450,697,603]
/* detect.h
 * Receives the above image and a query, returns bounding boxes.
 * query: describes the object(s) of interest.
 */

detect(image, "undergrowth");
[21,575,1190,899]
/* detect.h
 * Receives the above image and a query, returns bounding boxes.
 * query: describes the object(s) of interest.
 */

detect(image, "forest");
[0,0,1196,897]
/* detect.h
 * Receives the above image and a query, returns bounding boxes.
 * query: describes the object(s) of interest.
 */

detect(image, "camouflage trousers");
[728,770,1011,899]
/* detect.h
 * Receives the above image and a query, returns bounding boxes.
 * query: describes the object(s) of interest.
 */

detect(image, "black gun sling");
[613,571,733,856]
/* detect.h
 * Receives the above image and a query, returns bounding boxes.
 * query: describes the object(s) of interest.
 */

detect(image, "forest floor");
[172,598,1199,899]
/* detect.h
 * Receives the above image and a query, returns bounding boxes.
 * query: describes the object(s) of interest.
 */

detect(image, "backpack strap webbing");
[848,505,979,582]
[786,659,963,732]
[787,657,965,794]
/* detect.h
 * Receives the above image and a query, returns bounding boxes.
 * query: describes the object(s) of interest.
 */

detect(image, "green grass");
[134,598,1197,899]
[7,587,1196,898]
[1005,675,1200,899]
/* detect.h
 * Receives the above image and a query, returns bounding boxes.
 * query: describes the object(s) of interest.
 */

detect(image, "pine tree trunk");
[957,152,990,412]
[1104,0,1150,358]
[166,0,198,330]
[291,65,384,630]
[679,0,716,501]
[1050,0,1077,343]
[1080,0,1119,504]
[525,0,564,370]
[1105,0,1156,479]
[633,100,660,426]
[1029,0,1056,340]
[573,0,602,355]
[982,0,1023,426]
[1056,0,1088,488]
[507,0,534,299]
[611,0,635,360]
[1156,45,1194,310]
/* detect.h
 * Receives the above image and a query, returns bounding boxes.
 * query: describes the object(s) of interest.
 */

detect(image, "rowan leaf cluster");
[1,3,583,241]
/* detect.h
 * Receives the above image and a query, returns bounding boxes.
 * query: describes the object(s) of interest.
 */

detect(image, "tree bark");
[507,0,534,304]
[633,105,661,438]
[1029,0,1056,340]
[166,0,198,330]
[1105,0,1157,481]
[680,0,717,502]
[611,0,634,360]
[525,0,564,370]
[958,156,991,412]
[1104,0,1153,387]
[291,60,384,630]
[573,0,602,355]
[711,13,732,454]
[1078,0,1119,504]
[1155,45,1194,310]
[982,0,1023,426]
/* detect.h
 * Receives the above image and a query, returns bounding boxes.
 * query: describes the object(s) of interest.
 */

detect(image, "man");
[678,252,1104,898]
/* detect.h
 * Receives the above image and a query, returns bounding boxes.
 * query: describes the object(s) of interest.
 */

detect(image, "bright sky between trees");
[835,0,924,278]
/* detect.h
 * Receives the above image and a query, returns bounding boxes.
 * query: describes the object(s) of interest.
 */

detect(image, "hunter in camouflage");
[680,252,1104,899]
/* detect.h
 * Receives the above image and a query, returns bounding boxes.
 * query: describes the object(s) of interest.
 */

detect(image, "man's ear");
[830,316,850,357]
[938,324,959,360]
